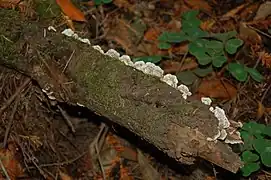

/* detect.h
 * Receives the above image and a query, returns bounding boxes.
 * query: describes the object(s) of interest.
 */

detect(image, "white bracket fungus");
[59,28,243,145]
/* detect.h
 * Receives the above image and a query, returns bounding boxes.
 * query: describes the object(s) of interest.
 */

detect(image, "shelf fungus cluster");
[58,28,243,145]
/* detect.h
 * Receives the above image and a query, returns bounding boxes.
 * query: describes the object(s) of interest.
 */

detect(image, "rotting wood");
[0,9,243,173]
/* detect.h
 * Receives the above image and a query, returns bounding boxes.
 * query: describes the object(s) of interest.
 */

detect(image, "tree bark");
[0,9,242,173]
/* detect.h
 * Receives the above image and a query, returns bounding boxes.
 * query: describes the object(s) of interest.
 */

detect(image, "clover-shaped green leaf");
[240,131,255,151]
[158,42,171,49]
[211,31,237,42]
[133,55,162,64]
[261,147,271,167]
[193,66,213,77]
[158,32,188,43]
[253,139,271,167]
[245,67,264,82]
[176,71,198,85]
[182,9,200,21]
[241,162,260,177]
[206,40,224,50]
[242,122,265,136]
[212,55,227,68]
[185,28,208,40]
[225,38,244,54]
[228,63,248,82]
[102,0,112,3]
[241,151,259,163]
[263,126,271,137]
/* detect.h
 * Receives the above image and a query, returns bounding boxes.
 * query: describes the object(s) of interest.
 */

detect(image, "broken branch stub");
[0,9,243,173]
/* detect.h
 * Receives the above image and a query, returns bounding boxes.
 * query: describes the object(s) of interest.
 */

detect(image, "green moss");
[34,0,61,20]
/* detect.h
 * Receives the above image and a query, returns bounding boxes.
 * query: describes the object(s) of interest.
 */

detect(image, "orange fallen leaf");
[144,28,161,41]
[256,101,265,120]
[59,171,72,180]
[56,0,86,22]
[197,78,237,100]
[184,0,212,14]
[259,51,271,68]
[0,143,25,180]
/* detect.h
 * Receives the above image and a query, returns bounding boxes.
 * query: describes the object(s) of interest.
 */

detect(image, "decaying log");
[0,9,243,173]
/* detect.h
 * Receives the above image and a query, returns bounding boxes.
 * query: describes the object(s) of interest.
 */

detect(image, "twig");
[0,78,31,117]
[248,25,271,39]
[260,79,271,103]
[3,98,19,148]
[0,158,11,180]
[89,123,109,179]
[57,105,76,133]
[27,151,87,168]
[62,50,75,74]
[178,50,189,70]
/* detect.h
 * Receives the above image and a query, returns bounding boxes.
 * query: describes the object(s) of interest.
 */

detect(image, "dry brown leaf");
[56,0,86,22]
[0,143,25,180]
[184,0,212,14]
[266,107,271,114]
[256,101,265,120]
[137,149,161,180]
[259,52,271,68]
[239,22,262,44]
[221,3,248,19]
[239,3,259,21]
[113,0,134,11]
[171,43,188,54]
[254,1,271,20]
[200,19,216,31]
[197,78,237,100]
[161,59,198,74]
[0,0,20,9]
[119,164,134,180]
[144,28,161,42]
[59,171,72,180]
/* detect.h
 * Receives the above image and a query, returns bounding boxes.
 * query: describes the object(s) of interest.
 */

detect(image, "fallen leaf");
[144,28,161,41]
[119,164,133,180]
[59,171,72,180]
[184,0,212,14]
[106,18,137,55]
[166,19,182,31]
[200,19,216,31]
[56,0,86,22]
[239,22,262,44]
[254,1,271,20]
[259,51,271,68]
[239,3,259,21]
[0,0,20,9]
[0,143,25,180]
[113,0,134,11]
[197,78,237,99]
[256,101,265,120]
[137,149,161,180]
[221,3,248,19]
[161,59,198,74]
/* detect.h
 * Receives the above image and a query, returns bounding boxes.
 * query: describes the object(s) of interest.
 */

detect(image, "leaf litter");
[0,0,271,179]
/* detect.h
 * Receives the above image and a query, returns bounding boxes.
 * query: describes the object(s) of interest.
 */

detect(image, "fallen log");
[0,9,243,173]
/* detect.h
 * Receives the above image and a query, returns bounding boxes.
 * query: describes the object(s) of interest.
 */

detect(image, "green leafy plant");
[94,0,112,6]
[239,121,271,177]
[138,10,263,85]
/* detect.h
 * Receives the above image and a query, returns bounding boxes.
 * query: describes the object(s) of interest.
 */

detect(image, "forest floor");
[0,0,270,179]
